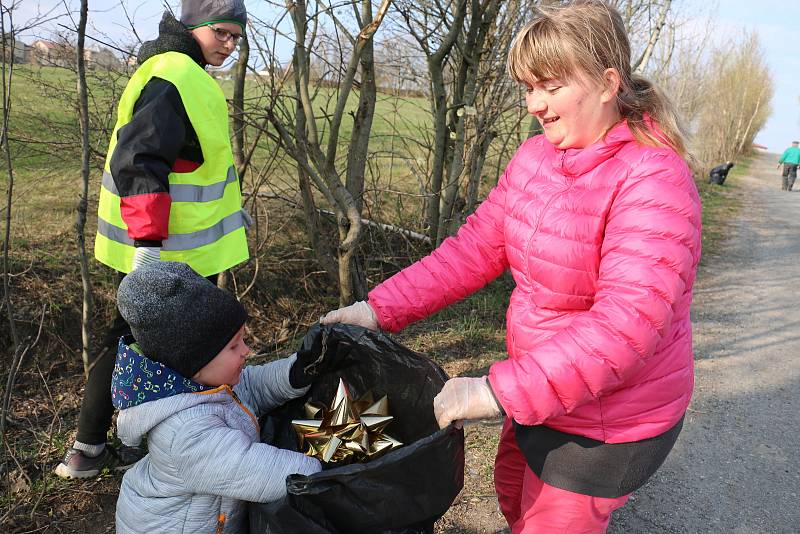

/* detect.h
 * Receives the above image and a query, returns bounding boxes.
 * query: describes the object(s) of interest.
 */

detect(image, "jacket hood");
[137,11,206,67]
[111,336,210,411]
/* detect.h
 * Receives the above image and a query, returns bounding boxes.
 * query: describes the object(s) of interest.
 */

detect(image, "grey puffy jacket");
[115,355,321,533]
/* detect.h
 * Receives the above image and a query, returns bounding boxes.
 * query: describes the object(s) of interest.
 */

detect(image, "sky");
[11,0,800,152]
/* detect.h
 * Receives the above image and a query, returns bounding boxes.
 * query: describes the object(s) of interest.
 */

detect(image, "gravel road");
[609,153,800,533]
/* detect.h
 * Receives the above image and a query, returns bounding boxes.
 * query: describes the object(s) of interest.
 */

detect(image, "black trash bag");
[249,323,465,534]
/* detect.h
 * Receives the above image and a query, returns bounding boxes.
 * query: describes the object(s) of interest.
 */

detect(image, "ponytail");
[618,74,692,161]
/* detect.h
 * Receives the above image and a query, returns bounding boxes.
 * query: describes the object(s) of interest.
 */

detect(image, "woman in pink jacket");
[322,1,701,532]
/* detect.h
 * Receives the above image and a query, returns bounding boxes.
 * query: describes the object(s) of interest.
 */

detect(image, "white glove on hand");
[319,300,379,331]
[433,376,503,429]
[131,246,161,270]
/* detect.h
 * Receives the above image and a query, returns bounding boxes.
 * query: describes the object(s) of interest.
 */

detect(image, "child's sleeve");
[234,356,307,417]
[171,413,321,503]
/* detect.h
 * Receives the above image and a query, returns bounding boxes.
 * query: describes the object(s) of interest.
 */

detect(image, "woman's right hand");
[319,300,379,331]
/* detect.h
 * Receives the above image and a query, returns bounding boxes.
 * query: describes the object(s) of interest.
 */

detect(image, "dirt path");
[609,153,800,533]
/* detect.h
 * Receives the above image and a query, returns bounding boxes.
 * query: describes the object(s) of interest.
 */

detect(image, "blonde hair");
[507,0,689,158]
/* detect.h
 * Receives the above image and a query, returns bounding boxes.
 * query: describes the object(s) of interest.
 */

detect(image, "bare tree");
[0,7,21,478]
[693,32,773,168]
[74,0,93,378]
[231,34,249,175]
[253,0,392,305]
[0,1,20,357]
[631,0,671,73]
[392,0,535,244]
[395,0,467,243]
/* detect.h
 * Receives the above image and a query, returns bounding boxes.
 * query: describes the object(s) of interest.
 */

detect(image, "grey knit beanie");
[180,0,247,30]
[117,262,248,379]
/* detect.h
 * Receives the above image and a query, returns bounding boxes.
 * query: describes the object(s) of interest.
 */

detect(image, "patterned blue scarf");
[111,336,210,410]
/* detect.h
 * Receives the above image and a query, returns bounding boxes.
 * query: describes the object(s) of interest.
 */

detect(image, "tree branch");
[633,0,671,74]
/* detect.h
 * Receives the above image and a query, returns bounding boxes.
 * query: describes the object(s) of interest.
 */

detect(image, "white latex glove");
[319,300,379,331]
[131,246,161,270]
[433,376,503,429]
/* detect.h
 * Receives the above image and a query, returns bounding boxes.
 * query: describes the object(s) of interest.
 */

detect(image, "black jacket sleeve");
[109,77,195,246]
[110,77,189,197]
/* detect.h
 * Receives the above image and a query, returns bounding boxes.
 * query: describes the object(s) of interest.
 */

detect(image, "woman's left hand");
[433,376,503,429]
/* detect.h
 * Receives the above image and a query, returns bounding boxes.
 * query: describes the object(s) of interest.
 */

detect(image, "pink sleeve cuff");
[488,358,564,426]
[365,295,401,333]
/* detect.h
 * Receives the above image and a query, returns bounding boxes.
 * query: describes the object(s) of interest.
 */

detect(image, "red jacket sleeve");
[368,159,513,333]
[488,153,702,425]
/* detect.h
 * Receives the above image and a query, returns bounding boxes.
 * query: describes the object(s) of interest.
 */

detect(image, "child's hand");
[289,325,356,388]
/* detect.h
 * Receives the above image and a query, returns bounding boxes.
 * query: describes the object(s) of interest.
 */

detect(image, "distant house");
[2,34,30,64]
[31,39,73,68]
[31,40,122,70]
[85,45,122,69]
[253,65,291,81]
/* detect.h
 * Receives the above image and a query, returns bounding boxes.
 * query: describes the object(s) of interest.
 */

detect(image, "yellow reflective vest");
[95,51,249,276]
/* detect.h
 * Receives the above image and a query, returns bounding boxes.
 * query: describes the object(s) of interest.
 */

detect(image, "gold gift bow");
[292,378,402,463]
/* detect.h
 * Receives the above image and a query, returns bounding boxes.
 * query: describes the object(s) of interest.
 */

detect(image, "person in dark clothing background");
[55,0,250,478]
[708,161,734,185]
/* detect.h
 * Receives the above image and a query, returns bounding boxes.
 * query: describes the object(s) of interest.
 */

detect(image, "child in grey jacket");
[111,261,343,533]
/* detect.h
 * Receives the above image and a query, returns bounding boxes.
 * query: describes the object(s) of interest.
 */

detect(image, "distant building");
[84,45,122,69]
[31,39,73,68]
[31,39,122,70]
[2,34,29,64]
[253,65,291,80]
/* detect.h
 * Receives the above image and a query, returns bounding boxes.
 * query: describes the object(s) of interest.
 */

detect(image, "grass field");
[0,64,745,532]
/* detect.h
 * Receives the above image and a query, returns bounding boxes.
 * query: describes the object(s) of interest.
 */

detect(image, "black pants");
[709,172,726,185]
[75,270,219,445]
[782,164,797,191]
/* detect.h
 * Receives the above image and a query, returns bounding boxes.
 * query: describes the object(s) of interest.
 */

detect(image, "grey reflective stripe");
[97,210,246,251]
[97,218,135,246]
[171,166,237,202]
[101,166,237,203]
[101,171,118,194]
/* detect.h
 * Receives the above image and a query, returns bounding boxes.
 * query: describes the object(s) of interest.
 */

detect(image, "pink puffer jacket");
[368,120,701,443]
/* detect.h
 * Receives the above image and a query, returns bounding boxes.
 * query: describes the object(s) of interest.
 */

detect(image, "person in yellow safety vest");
[55,0,251,479]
